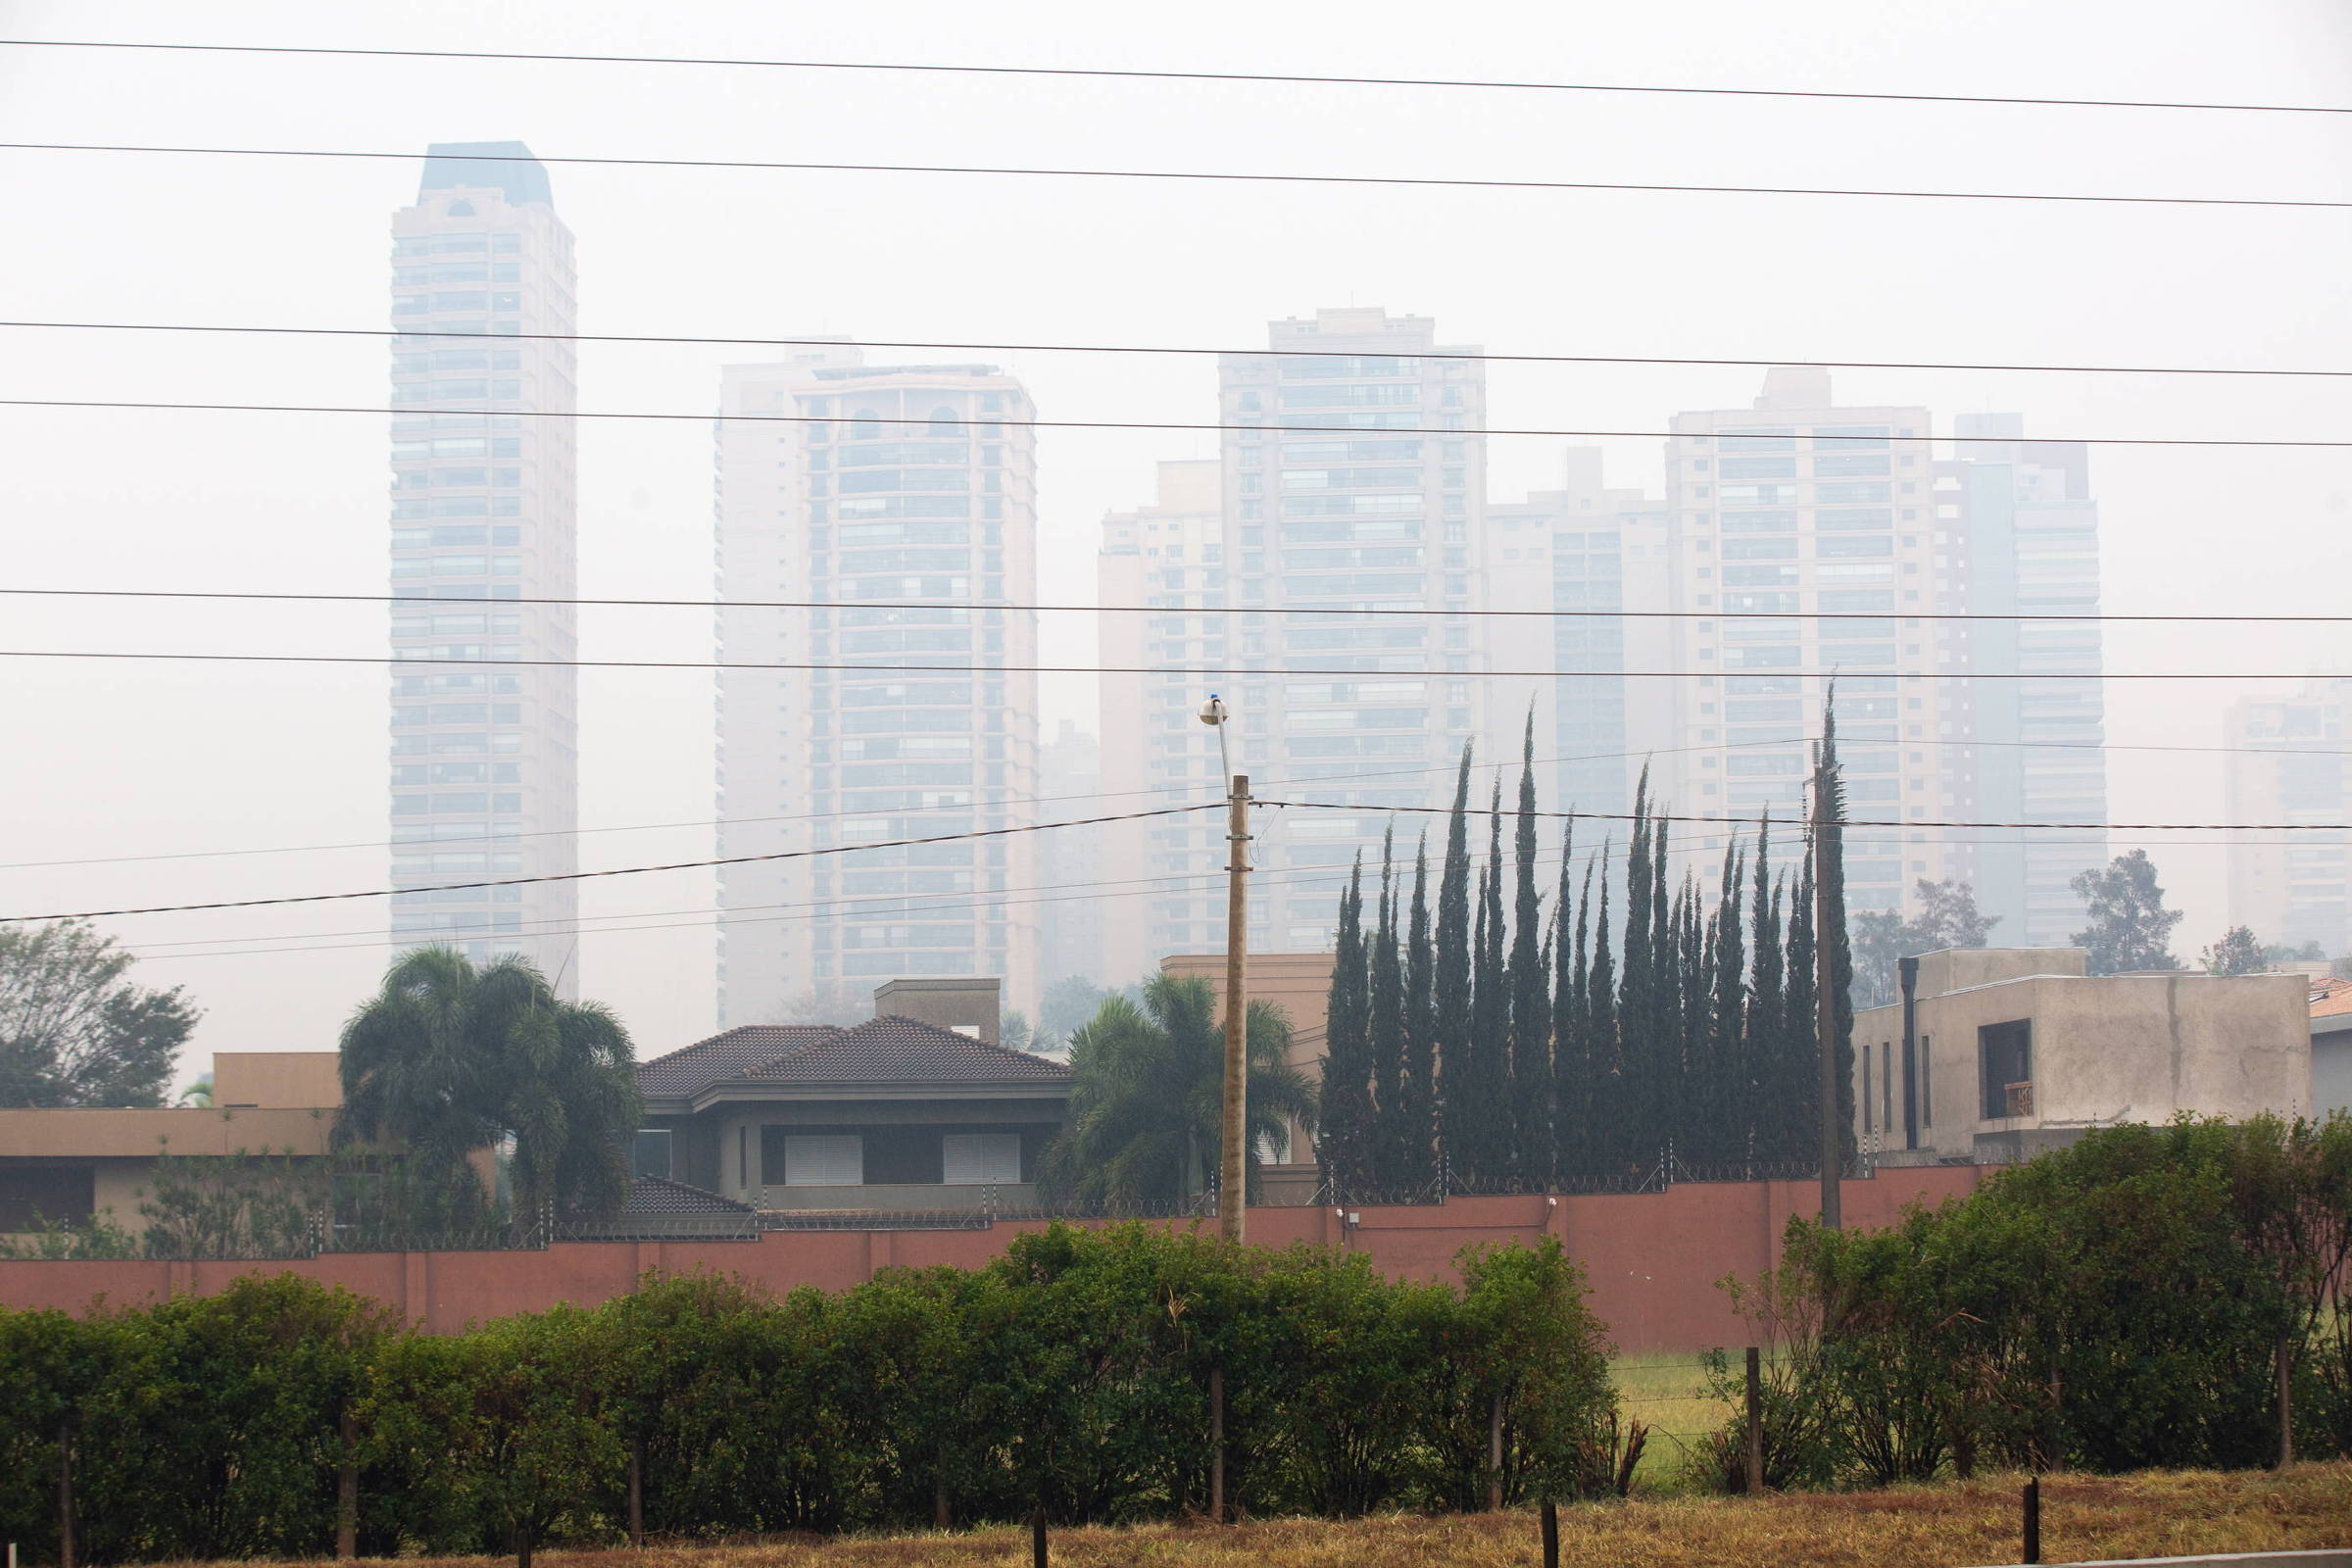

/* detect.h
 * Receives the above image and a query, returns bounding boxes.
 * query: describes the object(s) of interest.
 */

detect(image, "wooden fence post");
[2022,1476,2040,1565]
[1208,1365,1226,1525]
[627,1439,644,1547]
[1030,1507,1047,1568]
[1540,1499,1559,1568]
[2276,1334,2295,1469]
[336,1407,359,1558]
[56,1427,74,1568]
[1487,1392,1504,1511]
[1743,1347,1763,1494]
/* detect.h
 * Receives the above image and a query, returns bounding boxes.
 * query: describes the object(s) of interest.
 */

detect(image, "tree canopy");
[1849,879,2001,1007]
[2069,849,2184,974]
[0,919,199,1108]
[1040,974,1315,1208]
[2201,924,2269,976]
[335,946,640,1227]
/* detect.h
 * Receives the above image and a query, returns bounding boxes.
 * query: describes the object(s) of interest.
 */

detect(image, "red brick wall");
[0,1166,1984,1353]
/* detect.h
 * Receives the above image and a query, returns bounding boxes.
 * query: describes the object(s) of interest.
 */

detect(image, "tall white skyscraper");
[1649,368,1957,915]
[387,143,580,987]
[714,354,1041,1023]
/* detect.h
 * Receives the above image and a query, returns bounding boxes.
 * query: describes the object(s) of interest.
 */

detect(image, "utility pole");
[1200,696,1250,1244]
[1811,740,1841,1232]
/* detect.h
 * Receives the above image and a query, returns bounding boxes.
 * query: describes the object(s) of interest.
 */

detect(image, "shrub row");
[0,1226,1618,1564]
[1698,1114,2352,1489]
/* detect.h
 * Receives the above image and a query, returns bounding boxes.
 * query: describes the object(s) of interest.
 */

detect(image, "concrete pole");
[1221,773,1251,1245]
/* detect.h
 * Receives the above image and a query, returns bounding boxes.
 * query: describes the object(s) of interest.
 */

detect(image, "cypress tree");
[1366,829,1407,1193]
[1551,828,1585,1180]
[1318,856,1374,1196]
[1669,866,1702,1171]
[1399,833,1438,1188]
[1434,745,1475,1187]
[1705,842,1747,1167]
[1746,820,1784,1166]
[1474,781,1511,1185]
[1586,858,1619,1168]
[1813,693,1858,1166]
[1784,856,1819,1166]
[1509,718,1552,1186]
[1619,776,1654,1172]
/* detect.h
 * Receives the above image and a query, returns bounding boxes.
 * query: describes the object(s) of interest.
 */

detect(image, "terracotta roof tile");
[2311,975,2352,1018]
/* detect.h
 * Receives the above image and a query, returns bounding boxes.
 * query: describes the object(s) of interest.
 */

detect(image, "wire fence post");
[2276,1333,2295,1468]
[1030,1506,1047,1568]
[1743,1346,1764,1494]
[1208,1364,1226,1524]
[2022,1475,2040,1564]
[1540,1499,1559,1568]
[1486,1392,1504,1511]
[336,1406,359,1557]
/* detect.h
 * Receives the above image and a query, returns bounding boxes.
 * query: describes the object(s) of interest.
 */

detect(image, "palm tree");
[335,946,640,1230]
[1040,974,1316,1210]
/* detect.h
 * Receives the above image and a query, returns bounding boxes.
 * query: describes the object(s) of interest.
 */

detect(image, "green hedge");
[1698,1114,2352,1488]
[0,1226,1617,1562]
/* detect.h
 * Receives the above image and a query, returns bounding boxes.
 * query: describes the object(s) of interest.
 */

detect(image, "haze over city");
[3,0,2349,1083]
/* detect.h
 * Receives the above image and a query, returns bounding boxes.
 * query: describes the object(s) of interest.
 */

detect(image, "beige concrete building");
[1853,949,2312,1163]
[0,1054,341,1238]
[714,354,1043,1023]
[1652,368,1956,918]
[2225,679,2350,958]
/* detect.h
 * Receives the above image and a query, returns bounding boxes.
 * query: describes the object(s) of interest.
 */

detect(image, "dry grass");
[246,1464,2350,1568]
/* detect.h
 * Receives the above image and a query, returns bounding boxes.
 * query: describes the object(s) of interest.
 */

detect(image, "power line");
[8,318,2348,381]
[7,141,2348,215]
[1261,800,2349,832]
[5,38,2346,118]
[22,728,2309,880]
[0,804,1219,924]
[111,817,2213,965]
[5,395,2343,451]
[0,649,2329,682]
[9,585,2343,627]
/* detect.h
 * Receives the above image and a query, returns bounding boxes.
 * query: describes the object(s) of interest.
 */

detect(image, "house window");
[783,1134,864,1187]
[631,1129,673,1181]
[1980,1020,2033,1120]
[942,1133,1022,1185]
[0,1166,94,1229]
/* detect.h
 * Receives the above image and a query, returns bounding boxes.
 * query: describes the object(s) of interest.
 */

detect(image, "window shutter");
[942,1133,1022,1185]
[783,1135,863,1187]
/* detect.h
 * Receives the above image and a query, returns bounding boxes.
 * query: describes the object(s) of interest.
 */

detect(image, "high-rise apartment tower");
[714,355,1042,1023]
[387,143,580,986]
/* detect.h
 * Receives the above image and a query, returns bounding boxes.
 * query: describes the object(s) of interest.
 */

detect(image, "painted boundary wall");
[0,1166,1985,1353]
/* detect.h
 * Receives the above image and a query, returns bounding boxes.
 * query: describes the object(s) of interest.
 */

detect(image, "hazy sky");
[2,0,2348,1084]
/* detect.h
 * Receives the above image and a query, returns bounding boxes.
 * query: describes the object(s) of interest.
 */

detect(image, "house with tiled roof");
[634,978,1072,1213]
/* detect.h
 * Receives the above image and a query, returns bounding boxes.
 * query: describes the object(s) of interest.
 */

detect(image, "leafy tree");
[2264,939,2326,963]
[1395,835,1439,1187]
[1366,836,1411,1190]
[1039,974,1140,1041]
[1433,747,1476,1180]
[1001,1010,1063,1056]
[1849,879,2002,1007]
[1508,720,1552,1186]
[2070,849,2184,974]
[1039,975,1315,1207]
[335,946,640,1229]
[0,919,199,1107]
[2202,924,2269,976]
[1811,702,1857,1165]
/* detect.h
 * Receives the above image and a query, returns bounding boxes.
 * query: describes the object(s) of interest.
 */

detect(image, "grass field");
[248,1463,2350,1568]
[1610,1351,1733,1491]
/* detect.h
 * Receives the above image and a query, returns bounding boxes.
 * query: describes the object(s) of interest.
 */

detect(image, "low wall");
[0,1165,1986,1353]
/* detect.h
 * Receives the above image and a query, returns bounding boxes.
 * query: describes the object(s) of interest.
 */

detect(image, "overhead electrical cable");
[4,141,2348,214]
[3,39,2346,117]
[1259,800,2348,833]
[0,650,2331,682]
[5,585,2341,627]
[2,396,2340,451]
[5,318,2346,380]
[0,803,1223,923]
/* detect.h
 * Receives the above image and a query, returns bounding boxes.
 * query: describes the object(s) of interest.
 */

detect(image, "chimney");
[871,977,1003,1046]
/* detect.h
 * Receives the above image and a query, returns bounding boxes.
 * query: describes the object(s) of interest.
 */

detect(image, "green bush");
[0,1229,1616,1560]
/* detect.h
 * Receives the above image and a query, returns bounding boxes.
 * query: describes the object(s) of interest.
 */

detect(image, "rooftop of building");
[637,1016,1071,1102]
[419,141,553,207]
